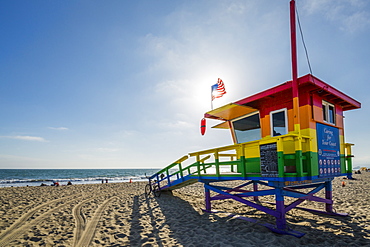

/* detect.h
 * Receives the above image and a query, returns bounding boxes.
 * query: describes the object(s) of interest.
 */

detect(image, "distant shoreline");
[0,168,159,188]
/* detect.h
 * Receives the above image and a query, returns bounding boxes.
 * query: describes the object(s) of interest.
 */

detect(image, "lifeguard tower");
[145,0,361,237]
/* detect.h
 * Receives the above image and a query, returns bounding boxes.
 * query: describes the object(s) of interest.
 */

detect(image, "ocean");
[0,169,160,188]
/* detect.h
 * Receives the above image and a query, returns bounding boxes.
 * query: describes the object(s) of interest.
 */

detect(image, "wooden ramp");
[161,178,198,191]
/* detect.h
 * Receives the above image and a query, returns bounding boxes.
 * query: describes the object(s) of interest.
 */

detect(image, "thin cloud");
[0,135,48,142]
[158,120,194,130]
[94,148,120,152]
[341,11,370,33]
[48,127,69,131]
[302,0,370,33]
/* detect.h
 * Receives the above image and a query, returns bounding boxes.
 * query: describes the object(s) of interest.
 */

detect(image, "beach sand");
[0,173,369,247]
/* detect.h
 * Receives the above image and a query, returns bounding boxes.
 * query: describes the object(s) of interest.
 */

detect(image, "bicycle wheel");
[153,185,161,197]
[145,183,152,196]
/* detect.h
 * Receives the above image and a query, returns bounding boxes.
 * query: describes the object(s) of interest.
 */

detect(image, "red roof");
[235,74,360,111]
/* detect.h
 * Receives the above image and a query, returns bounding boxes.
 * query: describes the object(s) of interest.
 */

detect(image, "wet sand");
[0,173,369,246]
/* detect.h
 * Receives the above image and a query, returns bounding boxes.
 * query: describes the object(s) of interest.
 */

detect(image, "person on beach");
[67,181,72,185]
[52,181,60,186]
[106,179,108,183]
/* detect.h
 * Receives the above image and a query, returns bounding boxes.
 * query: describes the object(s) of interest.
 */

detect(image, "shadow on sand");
[127,189,370,246]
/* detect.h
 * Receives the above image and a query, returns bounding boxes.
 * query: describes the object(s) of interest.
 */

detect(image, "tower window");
[232,112,261,143]
[270,109,288,136]
[322,101,335,125]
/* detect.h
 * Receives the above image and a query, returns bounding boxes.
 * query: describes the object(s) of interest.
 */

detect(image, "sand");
[0,173,370,247]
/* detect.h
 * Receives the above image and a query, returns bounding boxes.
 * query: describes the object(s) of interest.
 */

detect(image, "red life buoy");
[200,118,206,135]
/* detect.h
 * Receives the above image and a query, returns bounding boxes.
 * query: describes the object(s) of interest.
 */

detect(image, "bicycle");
[144,174,161,197]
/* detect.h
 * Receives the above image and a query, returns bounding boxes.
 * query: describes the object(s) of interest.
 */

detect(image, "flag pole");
[210,78,219,110]
[290,0,300,134]
[211,85,213,110]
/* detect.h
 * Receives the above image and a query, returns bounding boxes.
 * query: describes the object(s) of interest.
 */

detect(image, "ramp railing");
[148,133,354,191]
[148,154,213,190]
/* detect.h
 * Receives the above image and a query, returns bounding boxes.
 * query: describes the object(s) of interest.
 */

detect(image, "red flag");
[211,78,226,100]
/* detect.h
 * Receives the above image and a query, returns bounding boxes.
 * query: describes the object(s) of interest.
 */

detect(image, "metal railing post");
[214,151,220,177]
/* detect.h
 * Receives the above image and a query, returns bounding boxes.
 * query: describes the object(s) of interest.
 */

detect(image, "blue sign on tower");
[317,123,340,177]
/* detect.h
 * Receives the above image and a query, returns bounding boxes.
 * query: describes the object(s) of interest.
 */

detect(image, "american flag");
[211,78,226,100]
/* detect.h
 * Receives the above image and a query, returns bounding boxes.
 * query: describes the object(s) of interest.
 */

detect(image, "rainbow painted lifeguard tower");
[145,0,361,237]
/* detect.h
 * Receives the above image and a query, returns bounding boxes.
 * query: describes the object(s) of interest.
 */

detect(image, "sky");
[0,0,369,169]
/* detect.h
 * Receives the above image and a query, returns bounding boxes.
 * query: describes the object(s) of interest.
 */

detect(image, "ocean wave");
[0,169,158,187]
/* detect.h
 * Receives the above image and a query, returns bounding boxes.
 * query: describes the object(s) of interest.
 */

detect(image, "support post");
[166,169,170,186]
[196,155,201,177]
[214,151,220,178]
[345,143,354,179]
[205,183,211,211]
[253,181,259,201]
[325,180,333,213]
[294,137,303,177]
[179,163,184,181]
[275,188,287,230]
[239,145,247,178]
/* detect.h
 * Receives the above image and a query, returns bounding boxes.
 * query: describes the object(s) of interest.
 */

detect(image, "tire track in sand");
[75,196,118,247]
[72,198,91,246]
[0,193,84,247]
